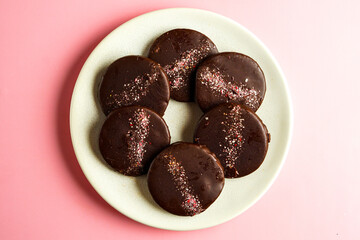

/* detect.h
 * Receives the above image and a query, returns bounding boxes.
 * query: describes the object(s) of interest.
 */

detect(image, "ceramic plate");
[70,8,293,230]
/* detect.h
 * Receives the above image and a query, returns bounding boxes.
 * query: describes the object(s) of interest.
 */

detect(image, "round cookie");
[147,142,225,216]
[99,106,170,176]
[148,29,218,102]
[196,52,266,112]
[99,55,170,116]
[194,103,270,178]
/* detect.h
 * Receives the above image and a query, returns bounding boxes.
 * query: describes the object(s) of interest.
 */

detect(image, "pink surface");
[1,0,359,239]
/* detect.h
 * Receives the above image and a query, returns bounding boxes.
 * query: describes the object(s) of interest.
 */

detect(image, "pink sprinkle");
[165,155,203,215]
[220,105,245,170]
[164,42,212,91]
[125,109,151,174]
[107,72,159,107]
[199,67,260,109]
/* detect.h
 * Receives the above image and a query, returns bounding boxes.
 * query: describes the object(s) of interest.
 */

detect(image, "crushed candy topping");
[165,154,203,215]
[220,105,245,176]
[199,67,260,110]
[107,72,159,107]
[125,108,151,174]
[164,43,211,91]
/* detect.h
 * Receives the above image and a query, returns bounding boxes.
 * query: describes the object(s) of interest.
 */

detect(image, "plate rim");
[69,7,294,231]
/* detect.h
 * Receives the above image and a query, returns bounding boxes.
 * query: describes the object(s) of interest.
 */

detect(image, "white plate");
[70,8,293,231]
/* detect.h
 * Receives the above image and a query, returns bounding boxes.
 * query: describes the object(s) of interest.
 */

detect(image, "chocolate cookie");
[148,29,218,102]
[147,142,225,216]
[194,103,270,178]
[196,52,266,112]
[99,55,170,116]
[99,106,170,176]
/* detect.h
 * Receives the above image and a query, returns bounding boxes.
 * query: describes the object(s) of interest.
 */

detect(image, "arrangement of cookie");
[97,29,270,216]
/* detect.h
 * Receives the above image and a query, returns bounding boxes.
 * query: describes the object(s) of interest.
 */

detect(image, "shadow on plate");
[134,175,163,210]
[87,67,114,170]
[179,102,203,142]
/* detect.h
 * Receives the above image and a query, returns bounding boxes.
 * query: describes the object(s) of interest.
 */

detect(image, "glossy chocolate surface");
[194,103,270,178]
[99,106,170,176]
[148,29,218,102]
[99,55,170,116]
[196,52,266,112]
[147,142,225,216]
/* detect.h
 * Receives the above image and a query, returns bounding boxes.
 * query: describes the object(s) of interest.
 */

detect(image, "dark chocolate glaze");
[147,142,225,216]
[194,103,270,178]
[148,29,218,102]
[196,52,266,112]
[99,55,170,116]
[99,106,170,176]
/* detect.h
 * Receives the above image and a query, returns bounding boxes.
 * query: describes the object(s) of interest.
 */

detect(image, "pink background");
[1,0,359,239]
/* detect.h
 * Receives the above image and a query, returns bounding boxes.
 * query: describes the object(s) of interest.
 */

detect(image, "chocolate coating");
[194,103,270,178]
[196,52,266,112]
[99,55,170,116]
[148,29,218,102]
[99,106,170,176]
[147,142,225,216]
